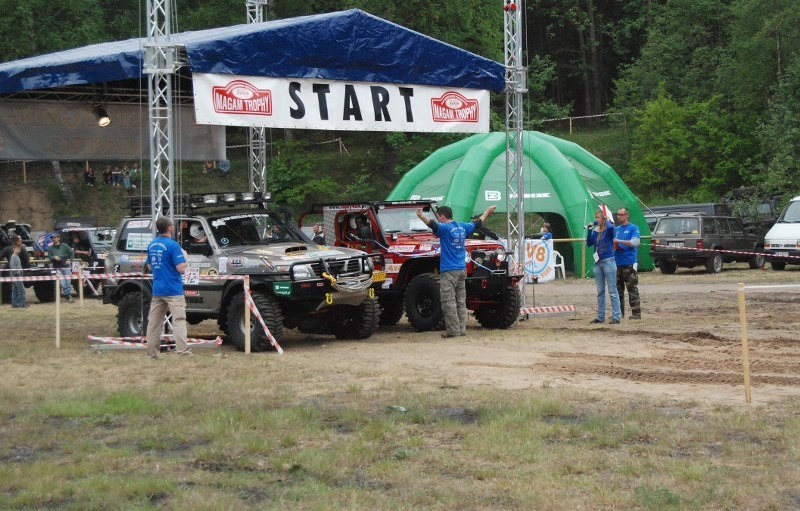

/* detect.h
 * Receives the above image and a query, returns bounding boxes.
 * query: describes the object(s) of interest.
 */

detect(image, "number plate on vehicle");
[776,251,789,257]
[668,242,684,248]
[372,271,386,283]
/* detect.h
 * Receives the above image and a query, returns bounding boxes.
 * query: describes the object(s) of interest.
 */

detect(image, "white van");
[764,195,800,270]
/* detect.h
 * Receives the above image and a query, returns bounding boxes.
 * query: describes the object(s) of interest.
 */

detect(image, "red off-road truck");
[302,201,523,331]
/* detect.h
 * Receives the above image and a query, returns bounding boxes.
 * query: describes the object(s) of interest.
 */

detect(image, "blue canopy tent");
[0,9,504,97]
[0,9,504,161]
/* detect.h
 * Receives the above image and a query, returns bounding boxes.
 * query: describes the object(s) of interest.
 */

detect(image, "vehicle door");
[727,218,750,251]
[178,218,221,313]
[701,217,720,250]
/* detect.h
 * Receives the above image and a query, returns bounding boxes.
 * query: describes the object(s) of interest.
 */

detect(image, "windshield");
[89,229,115,249]
[376,207,431,233]
[778,200,800,222]
[655,217,700,235]
[209,212,309,247]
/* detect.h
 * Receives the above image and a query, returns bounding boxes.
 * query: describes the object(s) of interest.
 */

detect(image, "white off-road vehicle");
[103,192,383,351]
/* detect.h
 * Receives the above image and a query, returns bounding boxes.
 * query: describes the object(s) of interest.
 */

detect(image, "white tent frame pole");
[246,0,271,194]
[503,0,527,306]
[144,0,178,226]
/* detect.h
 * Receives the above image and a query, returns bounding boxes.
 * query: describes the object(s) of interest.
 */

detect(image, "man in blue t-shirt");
[613,207,641,320]
[145,216,191,358]
[416,204,497,338]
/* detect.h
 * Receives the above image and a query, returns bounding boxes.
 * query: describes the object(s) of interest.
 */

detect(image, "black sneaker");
[609,319,621,324]
[589,319,603,324]
[630,314,641,320]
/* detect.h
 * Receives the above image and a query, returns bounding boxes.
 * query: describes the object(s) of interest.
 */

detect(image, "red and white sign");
[212,80,272,116]
[430,92,479,123]
[193,74,490,133]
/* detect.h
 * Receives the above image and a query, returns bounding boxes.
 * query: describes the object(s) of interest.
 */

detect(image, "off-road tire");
[658,260,677,275]
[378,298,404,326]
[404,272,444,332]
[771,261,786,271]
[117,291,150,337]
[705,252,723,273]
[749,249,765,269]
[332,298,380,340]
[33,281,56,302]
[475,284,522,329]
[227,290,284,352]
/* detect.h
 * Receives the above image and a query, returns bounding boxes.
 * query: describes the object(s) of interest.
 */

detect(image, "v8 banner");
[524,238,556,283]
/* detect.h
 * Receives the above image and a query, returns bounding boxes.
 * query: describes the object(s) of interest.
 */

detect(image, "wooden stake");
[737,282,752,403]
[244,276,251,354]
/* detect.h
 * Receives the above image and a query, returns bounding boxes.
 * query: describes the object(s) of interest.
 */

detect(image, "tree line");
[1,0,798,206]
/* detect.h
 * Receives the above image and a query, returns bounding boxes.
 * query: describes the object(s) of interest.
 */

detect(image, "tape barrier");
[3,270,283,355]
[520,305,577,317]
[652,243,800,260]
[243,285,284,355]
[87,335,223,350]
[0,271,151,283]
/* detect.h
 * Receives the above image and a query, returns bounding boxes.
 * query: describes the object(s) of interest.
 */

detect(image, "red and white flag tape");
[243,287,284,354]
[520,305,577,317]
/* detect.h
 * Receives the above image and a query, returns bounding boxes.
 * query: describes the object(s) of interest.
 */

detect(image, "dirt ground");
[191,263,800,407]
[8,263,800,408]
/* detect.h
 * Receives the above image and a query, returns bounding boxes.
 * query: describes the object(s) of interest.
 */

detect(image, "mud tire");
[404,273,444,332]
[333,298,380,340]
[117,291,150,337]
[379,298,404,326]
[475,284,522,329]
[227,290,284,352]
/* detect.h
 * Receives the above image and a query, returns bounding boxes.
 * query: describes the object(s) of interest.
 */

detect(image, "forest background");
[1,0,799,224]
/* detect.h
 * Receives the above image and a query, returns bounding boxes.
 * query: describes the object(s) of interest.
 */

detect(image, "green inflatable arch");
[387,131,654,276]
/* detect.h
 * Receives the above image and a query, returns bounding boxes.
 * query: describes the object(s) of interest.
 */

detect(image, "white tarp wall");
[0,101,226,161]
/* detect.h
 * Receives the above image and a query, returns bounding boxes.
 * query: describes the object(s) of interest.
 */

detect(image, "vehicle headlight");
[465,252,472,264]
[496,249,507,262]
[364,257,374,271]
[292,264,315,280]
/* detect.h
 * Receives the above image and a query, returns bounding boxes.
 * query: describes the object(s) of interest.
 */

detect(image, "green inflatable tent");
[386,131,654,277]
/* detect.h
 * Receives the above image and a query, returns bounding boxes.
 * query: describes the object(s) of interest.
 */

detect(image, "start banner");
[192,74,491,133]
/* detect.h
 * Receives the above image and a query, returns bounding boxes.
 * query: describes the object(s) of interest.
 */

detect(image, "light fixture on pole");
[91,103,111,127]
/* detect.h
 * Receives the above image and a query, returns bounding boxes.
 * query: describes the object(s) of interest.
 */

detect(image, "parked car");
[650,213,765,274]
[764,195,800,270]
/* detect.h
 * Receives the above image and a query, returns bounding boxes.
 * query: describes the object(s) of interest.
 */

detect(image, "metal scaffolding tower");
[246,0,271,194]
[503,0,527,303]
[144,0,179,225]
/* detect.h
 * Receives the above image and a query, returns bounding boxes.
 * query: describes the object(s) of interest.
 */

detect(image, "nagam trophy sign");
[193,74,490,133]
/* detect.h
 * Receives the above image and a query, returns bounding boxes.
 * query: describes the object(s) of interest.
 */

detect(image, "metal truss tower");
[503,0,527,303]
[144,0,179,225]
[246,0,271,193]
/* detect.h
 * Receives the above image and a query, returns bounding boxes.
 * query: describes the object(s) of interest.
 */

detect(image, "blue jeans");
[593,257,621,322]
[57,267,72,298]
[12,281,26,307]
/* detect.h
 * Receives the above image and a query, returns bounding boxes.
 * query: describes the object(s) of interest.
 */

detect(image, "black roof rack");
[127,192,272,215]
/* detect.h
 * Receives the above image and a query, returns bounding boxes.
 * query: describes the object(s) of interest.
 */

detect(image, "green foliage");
[385,132,464,179]
[628,89,741,201]
[753,60,800,198]
[614,0,731,110]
